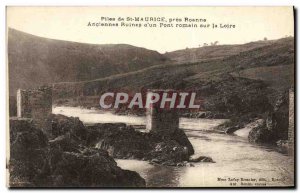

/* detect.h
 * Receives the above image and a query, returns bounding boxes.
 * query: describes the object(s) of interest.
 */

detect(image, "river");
[53,106,294,187]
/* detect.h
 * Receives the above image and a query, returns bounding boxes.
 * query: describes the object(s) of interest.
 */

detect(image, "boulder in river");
[189,156,215,163]
[88,123,195,166]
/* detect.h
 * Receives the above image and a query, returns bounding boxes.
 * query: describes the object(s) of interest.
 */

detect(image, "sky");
[7,6,294,53]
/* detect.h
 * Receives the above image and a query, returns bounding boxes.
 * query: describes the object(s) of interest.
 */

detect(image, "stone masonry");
[17,86,52,135]
[146,90,179,135]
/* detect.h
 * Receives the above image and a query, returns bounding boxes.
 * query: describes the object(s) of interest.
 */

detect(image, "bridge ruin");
[16,86,52,135]
[146,90,179,135]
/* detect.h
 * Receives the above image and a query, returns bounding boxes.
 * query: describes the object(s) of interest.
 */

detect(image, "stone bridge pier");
[17,86,52,135]
[145,90,179,135]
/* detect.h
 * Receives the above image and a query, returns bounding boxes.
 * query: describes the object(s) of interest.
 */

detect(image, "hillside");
[8,29,294,118]
[164,38,291,64]
[53,37,294,92]
[8,28,169,95]
[52,37,294,117]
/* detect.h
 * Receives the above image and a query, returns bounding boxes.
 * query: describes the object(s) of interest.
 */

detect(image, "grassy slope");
[165,40,281,64]
[53,37,294,118]
[8,28,169,96]
[230,65,294,90]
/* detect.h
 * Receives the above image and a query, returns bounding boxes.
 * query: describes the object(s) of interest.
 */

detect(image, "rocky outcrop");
[248,92,289,144]
[214,90,290,146]
[48,114,87,141]
[248,120,274,143]
[170,129,194,155]
[9,117,145,187]
[87,123,195,166]
[9,113,205,187]
[268,92,289,140]
[49,148,145,187]
[9,118,49,187]
[47,117,196,166]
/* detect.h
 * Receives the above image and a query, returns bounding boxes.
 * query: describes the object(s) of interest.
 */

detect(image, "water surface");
[53,106,294,187]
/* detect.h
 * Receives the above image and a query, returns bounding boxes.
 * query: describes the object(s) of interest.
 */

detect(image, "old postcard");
[6,6,295,188]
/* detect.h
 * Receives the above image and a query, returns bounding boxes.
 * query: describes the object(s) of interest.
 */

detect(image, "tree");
[264,37,268,41]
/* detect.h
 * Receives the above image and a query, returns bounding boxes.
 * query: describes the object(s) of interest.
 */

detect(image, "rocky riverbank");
[9,117,145,187]
[9,113,213,187]
[49,113,213,166]
[49,114,197,166]
[213,90,291,151]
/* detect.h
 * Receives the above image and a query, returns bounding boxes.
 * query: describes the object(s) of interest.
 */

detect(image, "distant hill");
[52,37,294,117]
[8,29,294,117]
[8,28,169,95]
[164,38,293,64]
[53,37,294,93]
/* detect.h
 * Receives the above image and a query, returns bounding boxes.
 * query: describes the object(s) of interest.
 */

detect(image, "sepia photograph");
[6,6,295,188]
